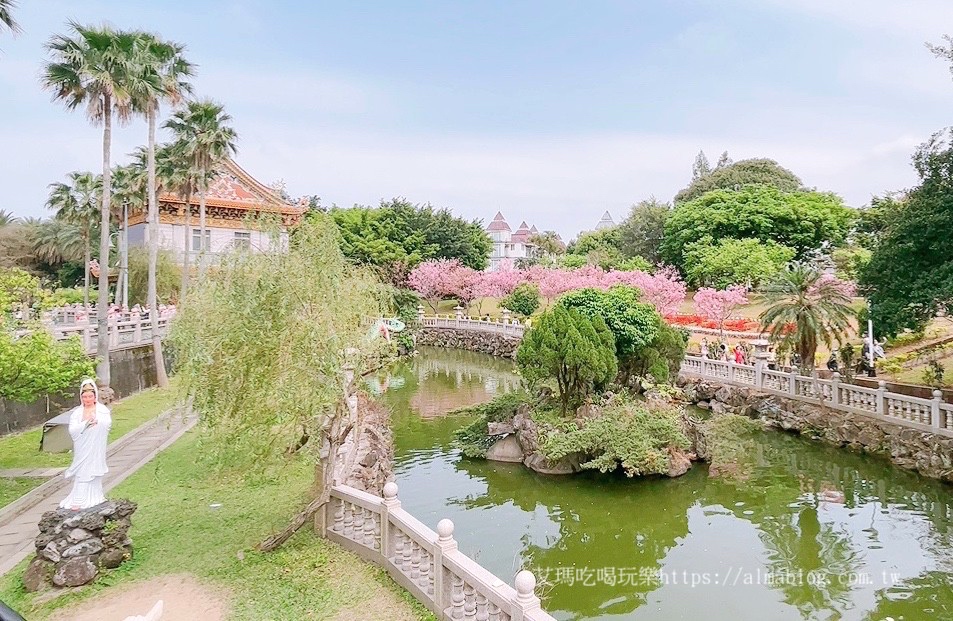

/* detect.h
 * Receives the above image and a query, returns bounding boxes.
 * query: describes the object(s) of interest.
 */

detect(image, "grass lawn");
[0,383,180,471]
[0,478,43,509]
[0,431,435,621]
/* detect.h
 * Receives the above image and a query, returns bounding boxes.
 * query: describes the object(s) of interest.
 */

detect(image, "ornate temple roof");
[158,158,304,216]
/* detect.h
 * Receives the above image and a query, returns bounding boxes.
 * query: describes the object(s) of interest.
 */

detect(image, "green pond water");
[371,347,953,621]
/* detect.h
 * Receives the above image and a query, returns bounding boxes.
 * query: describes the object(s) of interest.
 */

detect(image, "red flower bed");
[665,314,759,332]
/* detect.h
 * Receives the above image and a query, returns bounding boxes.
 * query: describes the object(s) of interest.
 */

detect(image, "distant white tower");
[595,211,615,230]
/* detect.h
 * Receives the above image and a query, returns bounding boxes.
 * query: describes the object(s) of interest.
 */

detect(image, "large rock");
[486,435,524,463]
[522,451,583,475]
[22,557,53,593]
[98,546,132,569]
[26,498,138,592]
[51,558,98,587]
[62,538,104,559]
[666,447,693,477]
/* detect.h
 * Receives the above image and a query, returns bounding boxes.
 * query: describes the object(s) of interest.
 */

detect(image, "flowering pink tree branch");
[694,285,749,337]
[408,259,463,312]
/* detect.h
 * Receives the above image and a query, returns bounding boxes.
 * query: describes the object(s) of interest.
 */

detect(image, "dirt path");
[48,574,228,621]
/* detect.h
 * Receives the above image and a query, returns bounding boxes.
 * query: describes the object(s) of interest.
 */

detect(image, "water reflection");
[377,347,953,621]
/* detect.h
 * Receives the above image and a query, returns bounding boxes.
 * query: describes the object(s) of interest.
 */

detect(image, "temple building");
[485,212,543,271]
[126,158,306,264]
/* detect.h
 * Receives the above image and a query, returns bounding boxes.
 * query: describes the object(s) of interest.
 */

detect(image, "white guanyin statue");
[59,378,112,510]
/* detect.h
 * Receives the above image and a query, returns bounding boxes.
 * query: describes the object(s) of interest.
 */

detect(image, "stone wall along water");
[0,343,172,436]
[418,327,521,359]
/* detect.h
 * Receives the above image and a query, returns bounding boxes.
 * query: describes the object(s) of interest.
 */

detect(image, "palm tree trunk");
[146,103,169,388]
[83,236,90,307]
[180,190,191,300]
[198,166,207,277]
[96,95,113,389]
[121,201,129,308]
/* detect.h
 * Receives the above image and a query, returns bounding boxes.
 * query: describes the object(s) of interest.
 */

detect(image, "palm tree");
[0,209,17,226]
[0,0,20,35]
[164,99,237,275]
[759,263,856,372]
[32,218,86,266]
[133,33,193,388]
[43,23,143,387]
[46,172,101,306]
[111,163,144,308]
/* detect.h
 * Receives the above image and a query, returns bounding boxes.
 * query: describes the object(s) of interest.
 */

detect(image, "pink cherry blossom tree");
[694,285,749,337]
[474,265,524,315]
[627,267,687,317]
[408,258,463,312]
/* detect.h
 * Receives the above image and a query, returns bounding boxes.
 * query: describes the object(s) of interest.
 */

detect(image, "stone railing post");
[932,389,943,430]
[510,570,542,621]
[433,519,458,613]
[83,326,93,353]
[876,381,887,416]
[380,482,400,561]
[829,372,840,407]
[753,352,767,389]
[109,320,119,349]
[454,306,464,328]
[502,308,511,336]
[133,319,142,344]
[417,304,425,326]
[788,369,797,397]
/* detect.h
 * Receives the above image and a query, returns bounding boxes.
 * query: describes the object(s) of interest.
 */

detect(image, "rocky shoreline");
[678,377,953,483]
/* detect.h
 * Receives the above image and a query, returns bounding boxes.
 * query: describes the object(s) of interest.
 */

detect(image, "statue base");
[23,499,137,592]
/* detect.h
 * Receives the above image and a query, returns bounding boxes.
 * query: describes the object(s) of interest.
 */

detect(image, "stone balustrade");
[322,482,554,621]
[680,354,953,439]
[45,317,171,354]
[419,306,526,338]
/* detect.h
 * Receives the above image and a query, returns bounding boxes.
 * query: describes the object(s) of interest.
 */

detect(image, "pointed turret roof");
[595,211,615,230]
[486,211,511,232]
[530,225,539,233]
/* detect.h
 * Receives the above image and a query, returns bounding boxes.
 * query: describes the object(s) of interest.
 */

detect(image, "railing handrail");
[11,315,172,354]
[681,354,953,438]
[420,313,526,338]
[326,482,554,620]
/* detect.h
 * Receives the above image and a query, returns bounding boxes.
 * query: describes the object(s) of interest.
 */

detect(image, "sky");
[2,0,953,239]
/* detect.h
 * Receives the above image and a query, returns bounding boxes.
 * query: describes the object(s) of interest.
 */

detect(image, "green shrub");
[502,283,540,317]
[517,305,617,413]
[539,401,689,476]
[452,391,533,458]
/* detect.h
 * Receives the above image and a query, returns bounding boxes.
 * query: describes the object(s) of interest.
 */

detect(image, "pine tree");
[516,305,617,413]
[691,151,712,181]
[716,150,733,169]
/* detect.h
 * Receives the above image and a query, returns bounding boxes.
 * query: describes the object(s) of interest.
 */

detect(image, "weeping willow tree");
[169,213,386,550]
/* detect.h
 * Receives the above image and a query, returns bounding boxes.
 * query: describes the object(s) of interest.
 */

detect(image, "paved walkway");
[0,408,196,576]
[0,468,64,479]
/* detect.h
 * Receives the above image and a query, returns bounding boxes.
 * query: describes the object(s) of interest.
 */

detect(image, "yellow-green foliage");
[540,400,690,477]
[169,215,387,469]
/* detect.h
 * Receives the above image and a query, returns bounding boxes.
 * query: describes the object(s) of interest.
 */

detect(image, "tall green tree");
[675,158,803,203]
[31,218,85,269]
[760,263,855,372]
[0,0,19,35]
[516,305,617,414]
[558,286,664,382]
[691,151,711,181]
[568,226,625,269]
[527,230,564,258]
[164,99,238,277]
[43,23,143,387]
[330,199,491,284]
[662,185,854,269]
[618,197,670,265]
[45,172,101,306]
[134,32,193,389]
[862,129,953,336]
[683,237,795,289]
